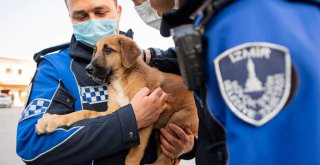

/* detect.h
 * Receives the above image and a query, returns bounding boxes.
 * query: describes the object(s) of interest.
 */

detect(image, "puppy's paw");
[35,114,65,135]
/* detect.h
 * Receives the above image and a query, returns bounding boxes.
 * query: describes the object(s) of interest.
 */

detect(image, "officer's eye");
[73,12,88,21]
[96,11,107,17]
[94,8,108,17]
[104,47,113,55]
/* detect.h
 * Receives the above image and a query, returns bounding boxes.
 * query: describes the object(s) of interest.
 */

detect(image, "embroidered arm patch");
[214,42,291,126]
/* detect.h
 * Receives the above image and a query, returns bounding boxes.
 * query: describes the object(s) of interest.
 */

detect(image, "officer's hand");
[131,87,168,129]
[141,49,152,64]
[160,123,195,158]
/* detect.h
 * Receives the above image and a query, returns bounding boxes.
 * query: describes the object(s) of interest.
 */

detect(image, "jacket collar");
[69,35,93,62]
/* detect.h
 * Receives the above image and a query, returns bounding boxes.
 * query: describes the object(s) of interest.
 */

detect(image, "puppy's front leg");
[36,110,110,135]
[125,125,153,165]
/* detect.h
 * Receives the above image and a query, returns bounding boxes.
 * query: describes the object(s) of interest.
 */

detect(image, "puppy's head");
[86,34,142,81]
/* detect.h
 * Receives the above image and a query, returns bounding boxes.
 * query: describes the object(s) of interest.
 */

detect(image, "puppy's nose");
[86,64,94,75]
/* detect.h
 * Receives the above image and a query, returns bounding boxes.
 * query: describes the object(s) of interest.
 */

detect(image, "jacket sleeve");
[148,47,180,75]
[16,59,140,165]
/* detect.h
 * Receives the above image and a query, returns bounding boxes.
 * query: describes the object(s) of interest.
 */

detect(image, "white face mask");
[134,0,162,30]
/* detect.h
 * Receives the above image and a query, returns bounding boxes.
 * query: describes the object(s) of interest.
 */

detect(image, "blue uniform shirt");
[204,0,320,164]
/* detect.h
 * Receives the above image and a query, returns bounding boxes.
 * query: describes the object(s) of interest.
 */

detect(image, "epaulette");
[33,43,70,63]
[120,29,134,39]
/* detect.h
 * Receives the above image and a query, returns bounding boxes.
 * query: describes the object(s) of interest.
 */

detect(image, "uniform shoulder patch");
[214,42,291,126]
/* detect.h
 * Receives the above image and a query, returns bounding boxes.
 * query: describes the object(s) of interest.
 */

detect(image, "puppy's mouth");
[88,69,113,84]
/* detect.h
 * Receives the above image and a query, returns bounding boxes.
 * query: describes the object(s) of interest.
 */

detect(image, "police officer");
[133,0,182,76]
[162,0,320,164]
[132,0,199,160]
[16,0,194,164]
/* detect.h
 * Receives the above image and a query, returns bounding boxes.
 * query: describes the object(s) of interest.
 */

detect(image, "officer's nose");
[86,64,94,75]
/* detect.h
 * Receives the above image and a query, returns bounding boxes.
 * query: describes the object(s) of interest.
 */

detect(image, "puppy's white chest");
[112,79,130,107]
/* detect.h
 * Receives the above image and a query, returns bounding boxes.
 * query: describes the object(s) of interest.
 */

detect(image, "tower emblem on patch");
[214,43,291,126]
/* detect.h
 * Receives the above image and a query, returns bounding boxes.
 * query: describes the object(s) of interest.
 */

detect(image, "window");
[5,68,11,74]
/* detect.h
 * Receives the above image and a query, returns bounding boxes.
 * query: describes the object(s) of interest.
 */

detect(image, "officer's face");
[66,0,122,25]
[148,0,185,16]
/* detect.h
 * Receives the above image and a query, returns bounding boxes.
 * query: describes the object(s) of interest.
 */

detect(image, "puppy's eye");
[104,47,112,55]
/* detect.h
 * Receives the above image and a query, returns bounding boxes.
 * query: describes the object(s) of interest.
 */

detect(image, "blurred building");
[0,57,36,106]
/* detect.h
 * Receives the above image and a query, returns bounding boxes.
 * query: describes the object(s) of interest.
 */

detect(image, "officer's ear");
[119,36,142,68]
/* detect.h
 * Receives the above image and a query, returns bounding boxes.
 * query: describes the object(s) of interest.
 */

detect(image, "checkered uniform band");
[20,98,51,121]
[80,85,108,104]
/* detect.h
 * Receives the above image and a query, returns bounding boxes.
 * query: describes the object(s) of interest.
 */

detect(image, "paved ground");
[0,107,195,165]
[0,107,24,165]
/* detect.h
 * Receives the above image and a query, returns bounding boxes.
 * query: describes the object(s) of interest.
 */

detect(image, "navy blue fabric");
[202,0,320,164]
[149,47,180,75]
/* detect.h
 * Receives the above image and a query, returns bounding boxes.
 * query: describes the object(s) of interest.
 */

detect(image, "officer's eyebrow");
[72,5,111,16]
[93,5,110,12]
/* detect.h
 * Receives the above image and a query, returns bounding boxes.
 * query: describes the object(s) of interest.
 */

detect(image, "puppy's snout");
[86,64,94,75]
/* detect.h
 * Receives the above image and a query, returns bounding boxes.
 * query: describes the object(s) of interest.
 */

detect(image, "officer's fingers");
[160,128,181,147]
[159,91,168,103]
[149,87,164,98]
[133,87,150,99]
[160,103,168,113]
[161,145,175,159]
[160,135,176,153]
[184,127,194,136]
[169,123,188,141]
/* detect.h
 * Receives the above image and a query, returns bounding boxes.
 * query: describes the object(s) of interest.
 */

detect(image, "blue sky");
[0,0,174,61]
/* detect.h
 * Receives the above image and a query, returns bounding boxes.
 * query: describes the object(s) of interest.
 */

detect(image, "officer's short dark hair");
[64,0,118,7]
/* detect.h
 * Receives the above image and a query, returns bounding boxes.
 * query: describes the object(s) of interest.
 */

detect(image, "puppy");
[36,34,198,165]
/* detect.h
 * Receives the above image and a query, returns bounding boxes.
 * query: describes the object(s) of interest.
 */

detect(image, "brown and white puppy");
[36,34,198,165]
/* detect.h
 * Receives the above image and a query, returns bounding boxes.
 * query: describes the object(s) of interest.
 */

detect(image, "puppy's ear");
[119,36,142,68]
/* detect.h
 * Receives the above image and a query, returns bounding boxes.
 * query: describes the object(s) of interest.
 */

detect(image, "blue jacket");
[201,0,320,164]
